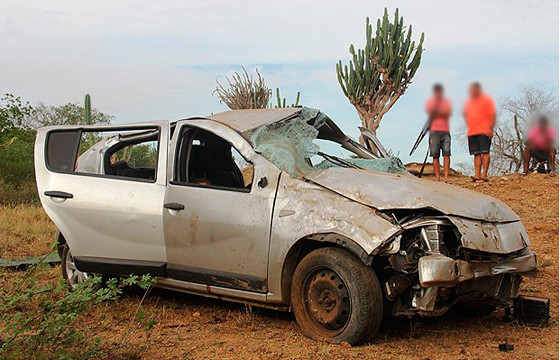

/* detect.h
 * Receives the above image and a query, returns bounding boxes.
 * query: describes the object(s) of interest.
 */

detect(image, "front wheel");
[291,247,383,345]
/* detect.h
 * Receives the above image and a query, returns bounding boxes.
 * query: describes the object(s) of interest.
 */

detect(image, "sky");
[1,0,558,166]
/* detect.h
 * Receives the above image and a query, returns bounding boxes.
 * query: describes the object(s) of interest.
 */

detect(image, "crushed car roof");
[188,107,302,133]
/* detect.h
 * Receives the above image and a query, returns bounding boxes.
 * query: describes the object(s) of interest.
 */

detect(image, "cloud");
[1,0,558,167]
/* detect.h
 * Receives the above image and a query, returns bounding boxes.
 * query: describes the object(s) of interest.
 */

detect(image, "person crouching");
[524,115,557,176]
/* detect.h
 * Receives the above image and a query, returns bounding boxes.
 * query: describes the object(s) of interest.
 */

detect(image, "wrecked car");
[35,107,537,345]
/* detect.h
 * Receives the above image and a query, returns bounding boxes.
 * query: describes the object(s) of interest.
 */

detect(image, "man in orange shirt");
[463,82,496,182]
[426,83,452,182]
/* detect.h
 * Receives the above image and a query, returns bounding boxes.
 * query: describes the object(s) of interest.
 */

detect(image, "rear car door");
[35,122,169,275]
[163,120,280,293]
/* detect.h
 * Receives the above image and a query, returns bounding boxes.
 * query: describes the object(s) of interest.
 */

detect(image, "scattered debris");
[514,295,550,326]
[0,252,60,270]
[499,338,514,352]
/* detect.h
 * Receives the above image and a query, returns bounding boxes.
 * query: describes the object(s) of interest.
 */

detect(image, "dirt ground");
[1,173,558,359]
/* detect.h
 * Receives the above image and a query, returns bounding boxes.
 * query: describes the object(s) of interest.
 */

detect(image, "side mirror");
[257,177,268,189]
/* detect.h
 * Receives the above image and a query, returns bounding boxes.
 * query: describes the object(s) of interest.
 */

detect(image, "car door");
[34,122,169,275]
[163,120,280,293]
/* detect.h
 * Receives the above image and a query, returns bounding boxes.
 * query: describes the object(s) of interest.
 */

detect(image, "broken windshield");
[244,107,407,178]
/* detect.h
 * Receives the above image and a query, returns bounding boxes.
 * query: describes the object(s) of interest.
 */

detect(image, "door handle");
[44,191,73,199]
[164,202,185,211]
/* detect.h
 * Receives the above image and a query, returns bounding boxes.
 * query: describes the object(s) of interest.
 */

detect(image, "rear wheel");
[291,247,383,345]
[61,244,90,290]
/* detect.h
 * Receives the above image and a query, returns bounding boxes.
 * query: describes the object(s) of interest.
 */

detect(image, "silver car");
[35,107,537,344]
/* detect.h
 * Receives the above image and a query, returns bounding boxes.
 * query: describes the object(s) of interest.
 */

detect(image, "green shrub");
[0,267,156,359]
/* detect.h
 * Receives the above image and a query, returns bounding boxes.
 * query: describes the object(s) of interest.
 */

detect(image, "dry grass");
[0,173,558,359]
[0,204,56,258]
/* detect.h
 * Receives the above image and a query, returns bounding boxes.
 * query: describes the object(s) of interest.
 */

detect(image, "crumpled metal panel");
[199,107,302,134]
[418,250,537,287]
[315,157,408,174]
[447,216,530,253]
[265,174,401,303]
[304,167,519,222]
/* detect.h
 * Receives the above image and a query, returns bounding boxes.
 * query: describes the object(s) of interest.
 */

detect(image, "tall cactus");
[336,8,424,142]
[84,94,94,145]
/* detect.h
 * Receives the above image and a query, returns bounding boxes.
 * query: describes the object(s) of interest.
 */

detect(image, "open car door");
[34,122,169,275]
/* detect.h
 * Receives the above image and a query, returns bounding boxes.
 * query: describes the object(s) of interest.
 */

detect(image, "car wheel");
[61,244,90,290]
[291,247,383,345]
[55,230,65,259]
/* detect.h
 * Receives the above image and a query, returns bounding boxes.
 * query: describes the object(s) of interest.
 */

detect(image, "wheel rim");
[65,248,88,289]
[304,268,351,334]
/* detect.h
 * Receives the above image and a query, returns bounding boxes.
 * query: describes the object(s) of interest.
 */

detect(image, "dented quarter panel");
[266,174,401,303]
[305,167,519,222]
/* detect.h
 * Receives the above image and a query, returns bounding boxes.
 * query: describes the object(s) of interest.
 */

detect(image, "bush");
[0,127,35,183]
[0,267,156,360]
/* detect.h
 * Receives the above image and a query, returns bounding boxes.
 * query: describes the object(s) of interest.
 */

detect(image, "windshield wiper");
[316,151,361,169]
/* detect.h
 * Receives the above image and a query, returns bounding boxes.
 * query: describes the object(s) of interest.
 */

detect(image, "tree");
[0,94,36,186]
[493,84,558,173]
[0,95,114,189]
[0,94,34,132]
[27,102,113,129]
[336,8,424,144]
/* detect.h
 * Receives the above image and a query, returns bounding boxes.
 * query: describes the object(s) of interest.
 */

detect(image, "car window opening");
[175,127,253,191]
[46,127,160,182]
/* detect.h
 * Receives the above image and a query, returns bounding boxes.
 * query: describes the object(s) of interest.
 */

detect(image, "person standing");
[464,82,496,182]
[425,84,452,182]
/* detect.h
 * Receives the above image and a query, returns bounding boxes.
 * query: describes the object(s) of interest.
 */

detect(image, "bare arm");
[440,107,452,117]
[487,113,496,137]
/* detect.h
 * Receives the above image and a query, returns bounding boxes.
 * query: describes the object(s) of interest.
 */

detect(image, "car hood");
[304,167,519,222]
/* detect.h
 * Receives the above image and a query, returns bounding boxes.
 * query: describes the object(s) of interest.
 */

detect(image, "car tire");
[291,247,383,345]
[55,230,65,260]
[61,244,92,291]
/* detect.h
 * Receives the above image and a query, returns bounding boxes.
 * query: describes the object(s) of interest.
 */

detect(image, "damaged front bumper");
[388,216,538,316]
[418,249,537,288]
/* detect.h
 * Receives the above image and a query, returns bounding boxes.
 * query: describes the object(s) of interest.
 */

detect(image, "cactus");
[274,88,301,108]
[336,8,424,143]
[214,67,303,110]
[84,94,94,145]
[214,67,272,109]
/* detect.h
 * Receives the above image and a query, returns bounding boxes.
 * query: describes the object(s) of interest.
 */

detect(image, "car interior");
[103,131,159,180]
[175,128,251,190]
